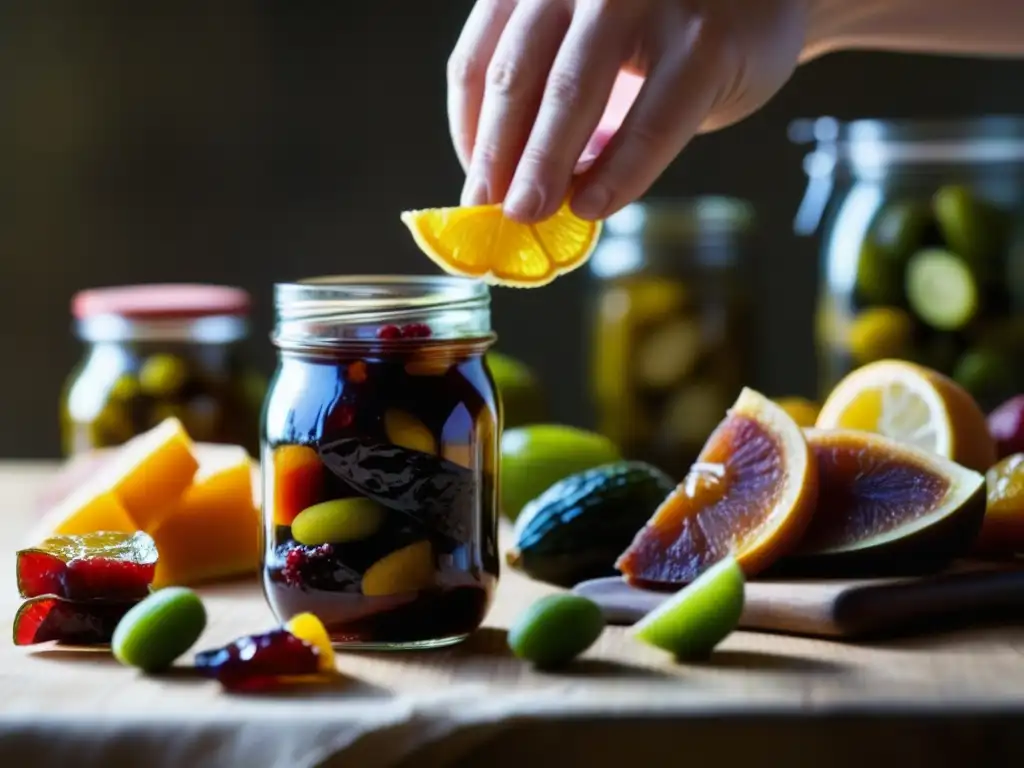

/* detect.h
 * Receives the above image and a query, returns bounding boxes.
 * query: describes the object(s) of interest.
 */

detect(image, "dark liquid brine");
[261,338,500,648]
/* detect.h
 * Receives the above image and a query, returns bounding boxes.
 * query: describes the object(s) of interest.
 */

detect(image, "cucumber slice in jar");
[906,249,979,331]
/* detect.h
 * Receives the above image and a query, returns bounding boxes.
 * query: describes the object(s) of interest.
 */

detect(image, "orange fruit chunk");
[149,447,260,588]
[616,387,818,587]
[400,200,602,288]
[30,488,136,544]
[815,359,996,473]
[271,445,324,527]
[977,453,1024,556]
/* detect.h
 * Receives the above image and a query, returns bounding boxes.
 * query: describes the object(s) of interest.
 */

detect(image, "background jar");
[588,198,754,480]
[261,275,500,650]
[794,116,1024,410]
[61,284,266,457]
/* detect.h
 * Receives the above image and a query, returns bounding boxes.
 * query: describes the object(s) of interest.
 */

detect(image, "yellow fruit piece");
[104,417,201,528]
[400,200,602,288]
[442,442,474,469]
[286,612,336,673]
[148,447,259,588]
[773,397,820,428]
[977,453,1024,556]
[361,540,435,597]
[30,487,137,544]
[384,409,437,455]
[846,307,914,364]
[815,359,996,473]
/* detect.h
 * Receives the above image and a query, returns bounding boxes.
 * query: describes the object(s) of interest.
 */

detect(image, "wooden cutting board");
[573,561,1024,640]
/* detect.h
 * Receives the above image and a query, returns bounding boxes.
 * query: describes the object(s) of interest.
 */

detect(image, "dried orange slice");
[616,387,818,587]
[400,200,602,288]
[976,453,1024,556]
[815,359,996,472]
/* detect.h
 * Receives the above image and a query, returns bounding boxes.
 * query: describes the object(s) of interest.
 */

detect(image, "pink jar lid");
[72,283,251,320]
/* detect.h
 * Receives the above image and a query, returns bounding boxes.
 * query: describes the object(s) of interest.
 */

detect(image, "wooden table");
[3,461,1024,768]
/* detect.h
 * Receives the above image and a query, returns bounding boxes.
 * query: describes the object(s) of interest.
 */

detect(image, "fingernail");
[572,184,612,220]
[461,175,489,207]
[504,183,544,221]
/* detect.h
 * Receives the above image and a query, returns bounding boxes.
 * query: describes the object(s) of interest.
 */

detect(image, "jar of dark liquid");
[261,276,500,650]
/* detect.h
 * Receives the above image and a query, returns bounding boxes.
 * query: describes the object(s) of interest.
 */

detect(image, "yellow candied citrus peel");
[285,612,336,673]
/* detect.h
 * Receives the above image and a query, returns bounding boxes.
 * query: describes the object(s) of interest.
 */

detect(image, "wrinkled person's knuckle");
[486,56,532,100]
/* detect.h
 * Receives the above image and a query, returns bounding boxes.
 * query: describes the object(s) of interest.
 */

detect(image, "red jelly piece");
[194,629,321,692]
[13,596,138,646]
[16,532,158,601]
[400,323,432,338]
[376,324,402,340]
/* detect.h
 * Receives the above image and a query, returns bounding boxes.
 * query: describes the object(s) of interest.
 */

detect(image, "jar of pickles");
[261,276,500,650]
[794,116,1024,409]
[61,284,266,457]
[588,198,754,478]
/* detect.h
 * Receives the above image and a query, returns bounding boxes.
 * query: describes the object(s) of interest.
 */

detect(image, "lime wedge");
[631,556,744,660]
[906,248,978,331]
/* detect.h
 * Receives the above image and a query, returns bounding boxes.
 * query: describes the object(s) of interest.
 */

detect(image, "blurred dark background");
[2,1,1024,458]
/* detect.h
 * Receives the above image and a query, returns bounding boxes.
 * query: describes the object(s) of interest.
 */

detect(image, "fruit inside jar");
[261,315,500,650]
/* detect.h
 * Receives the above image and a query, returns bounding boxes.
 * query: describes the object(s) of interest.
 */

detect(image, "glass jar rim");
[273,274,493,350]
[790,115,1024,168]
[603,196,755,239]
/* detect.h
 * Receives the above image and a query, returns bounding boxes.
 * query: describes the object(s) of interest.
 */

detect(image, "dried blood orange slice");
[787,428,986,571]
[13,596,138,646]
[616,387,818,588]
[16,531,157,601]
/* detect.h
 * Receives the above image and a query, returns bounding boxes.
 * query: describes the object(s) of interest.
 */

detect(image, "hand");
[447,0,810,223]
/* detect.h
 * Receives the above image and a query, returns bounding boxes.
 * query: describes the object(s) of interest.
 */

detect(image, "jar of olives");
[61,284,266,456]
[262,275,500,650]
[588,198,754,479]
[794,116,1024,409]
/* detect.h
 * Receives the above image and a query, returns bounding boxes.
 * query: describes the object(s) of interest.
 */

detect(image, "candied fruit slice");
[616,388,818,588]
[13,596,138,646]
[318,437,475,540]
[285,612,336,672]
[362,540,435,596]
[272,445,324,527]
[17,531,157,600]
[194,629,321,692]
[787,429,986,570]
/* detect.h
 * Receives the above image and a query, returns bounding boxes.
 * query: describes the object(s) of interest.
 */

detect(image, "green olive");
[856,200,931,306]
[508,594,605,669]
[112,587,207,673]
[108,374,141,403]
[292,498,387,546]
[933,184,1008,281]
[139,354,190,398]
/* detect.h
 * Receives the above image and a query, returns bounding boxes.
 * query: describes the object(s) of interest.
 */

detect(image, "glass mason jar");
[61,283,266,457]
[261,275,500,650]
[793,116,1024,410]
[588,198,754,479]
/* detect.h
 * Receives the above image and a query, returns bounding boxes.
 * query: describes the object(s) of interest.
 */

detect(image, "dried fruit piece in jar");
[905,248,979,331]
[291,498,387,546]
[635,317,702,390]
[318,437,476,540]
[384,409,437,455]
[272,445,324,527]
[13,596,138,646]
[845,307,914,365]
[277,543,363,592]
[138,354,190,398]
[856,200,931,306]
[784,429,986,574]
[16,531,158,601]
[616,388,818,588]
[361,540,435,596]
[194,628,322,692]
[933,184,1008,277]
